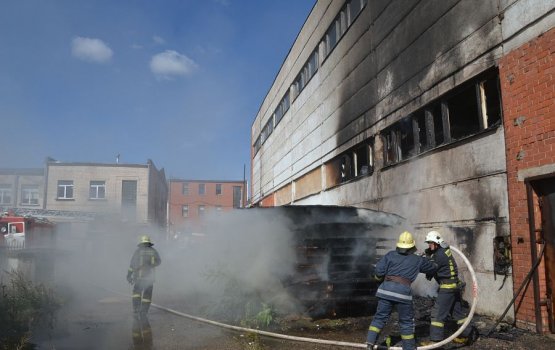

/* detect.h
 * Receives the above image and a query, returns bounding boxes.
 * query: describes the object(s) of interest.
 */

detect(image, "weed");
[0,270,61,349]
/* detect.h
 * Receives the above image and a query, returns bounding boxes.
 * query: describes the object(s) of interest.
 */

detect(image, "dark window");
[182,183,189,195]
[481,76,502,128]
[446,85,481,140]
[216,184,222,195]
[198,183,205,195]
[430,103,445,146]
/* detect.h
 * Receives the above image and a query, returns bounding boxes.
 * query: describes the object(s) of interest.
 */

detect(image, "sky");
[0,0,315,181]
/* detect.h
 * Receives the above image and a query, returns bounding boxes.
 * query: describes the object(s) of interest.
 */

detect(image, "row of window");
[182,183,232,196]
[303,70,502,193]
[56,180,106,200]
[181,204,223,218]
[253,0,368,155]
[382,70,502,165]
[0,184,40,205]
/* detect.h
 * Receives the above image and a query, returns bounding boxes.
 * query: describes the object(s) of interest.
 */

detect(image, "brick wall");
[499,27,555,332]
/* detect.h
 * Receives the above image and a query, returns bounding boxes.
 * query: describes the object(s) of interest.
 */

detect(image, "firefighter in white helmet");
[127,234,161,316]
[420,230,476,346]
[366,231,437,350]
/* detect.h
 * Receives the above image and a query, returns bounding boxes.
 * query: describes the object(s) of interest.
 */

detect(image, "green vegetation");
[0,270,61,350]
[203,264,277,329]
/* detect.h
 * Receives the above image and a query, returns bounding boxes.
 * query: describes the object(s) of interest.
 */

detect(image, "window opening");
[89,181,106,199]
[446,84,480,140]
[57,180,74,199]
[216,184,222,195]
[198,183,205,195]
[0,184,12,204]
[21,185,39,205]
[182,205,189,218]
[182,183,189,195]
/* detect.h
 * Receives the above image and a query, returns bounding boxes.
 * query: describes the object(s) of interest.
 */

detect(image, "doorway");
[531,176,555,333]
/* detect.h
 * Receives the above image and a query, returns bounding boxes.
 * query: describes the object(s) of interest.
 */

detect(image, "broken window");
[325,139,374,187]
[446,84,481,141]
[354,142,374,176]
[381,69,502,166]
[480,76,502,128]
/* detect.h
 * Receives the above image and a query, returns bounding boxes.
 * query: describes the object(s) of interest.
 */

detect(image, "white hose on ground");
[119,245,478,349]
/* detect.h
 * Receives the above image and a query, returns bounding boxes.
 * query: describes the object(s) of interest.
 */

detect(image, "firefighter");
[127,235,161,316]
[366,231,438,350]
[421,230,475,345]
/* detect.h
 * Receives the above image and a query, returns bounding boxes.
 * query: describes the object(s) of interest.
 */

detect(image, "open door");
[531,176,555,333]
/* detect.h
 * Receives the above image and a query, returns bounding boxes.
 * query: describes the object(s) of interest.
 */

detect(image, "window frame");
[89,180,106,200]
[57,180,74,200]
[0,184,12,205]
[198,183,206,195]
[21,185,40,205]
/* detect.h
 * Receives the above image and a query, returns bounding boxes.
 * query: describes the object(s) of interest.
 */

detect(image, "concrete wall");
[251,0,555,318]
[0,169,44,209]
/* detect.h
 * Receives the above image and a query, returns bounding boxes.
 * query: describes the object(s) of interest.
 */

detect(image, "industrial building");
[251,0,555,332]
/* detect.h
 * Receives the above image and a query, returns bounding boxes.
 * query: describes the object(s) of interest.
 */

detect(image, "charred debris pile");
[261,205,403,319]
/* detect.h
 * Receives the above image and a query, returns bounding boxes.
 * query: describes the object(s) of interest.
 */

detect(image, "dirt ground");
[32,289,555,350]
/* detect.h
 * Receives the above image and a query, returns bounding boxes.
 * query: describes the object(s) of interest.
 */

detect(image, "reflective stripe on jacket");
[129,244,161,282]
[374,250,437,304]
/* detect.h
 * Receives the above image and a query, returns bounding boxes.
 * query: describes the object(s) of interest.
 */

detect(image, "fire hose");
[145,245,478,349]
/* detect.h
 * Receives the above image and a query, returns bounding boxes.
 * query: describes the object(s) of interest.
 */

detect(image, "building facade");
[44,160,167,227]
[251,0,555,331]
[0,168,45,210]
[168,179,245,233]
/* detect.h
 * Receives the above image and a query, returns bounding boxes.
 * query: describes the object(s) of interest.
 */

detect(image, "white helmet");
[425,230,443,245]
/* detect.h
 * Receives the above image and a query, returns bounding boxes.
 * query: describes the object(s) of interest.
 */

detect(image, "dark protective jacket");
[129,243,161,283]
[374,249,437,304]
[427,246,460,290]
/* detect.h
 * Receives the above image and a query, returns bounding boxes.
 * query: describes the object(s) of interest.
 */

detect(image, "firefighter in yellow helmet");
[126,234,161,316]
[366,231,437,350]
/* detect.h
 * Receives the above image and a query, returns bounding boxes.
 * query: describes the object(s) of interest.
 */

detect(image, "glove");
[126,271,134,284]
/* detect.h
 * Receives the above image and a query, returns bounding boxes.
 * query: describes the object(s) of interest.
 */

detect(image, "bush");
[0,270,61,349]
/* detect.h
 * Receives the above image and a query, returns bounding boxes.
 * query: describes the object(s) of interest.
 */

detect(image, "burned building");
[250,0,555,332]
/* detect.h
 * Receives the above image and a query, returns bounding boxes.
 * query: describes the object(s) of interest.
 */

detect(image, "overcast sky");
[0,0,315,181]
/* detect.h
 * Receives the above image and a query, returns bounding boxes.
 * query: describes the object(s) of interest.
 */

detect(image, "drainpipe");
[526,182,544,333]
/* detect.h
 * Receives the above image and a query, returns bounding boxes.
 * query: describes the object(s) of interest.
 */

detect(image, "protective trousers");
[429,289,471,341]
[367,298,416,350]
[132,280,154,315]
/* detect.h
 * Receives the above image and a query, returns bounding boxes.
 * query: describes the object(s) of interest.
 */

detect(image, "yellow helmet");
[397,231,415,249]
[139,235,152,245]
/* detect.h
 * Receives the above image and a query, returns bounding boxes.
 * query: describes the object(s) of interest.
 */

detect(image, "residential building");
[168,179,245,233]
[45,159,167,227]
[0,168,45,210]
[251,0,555,332]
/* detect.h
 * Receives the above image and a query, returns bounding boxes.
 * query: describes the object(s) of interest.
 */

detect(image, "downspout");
[526,181,544,333]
